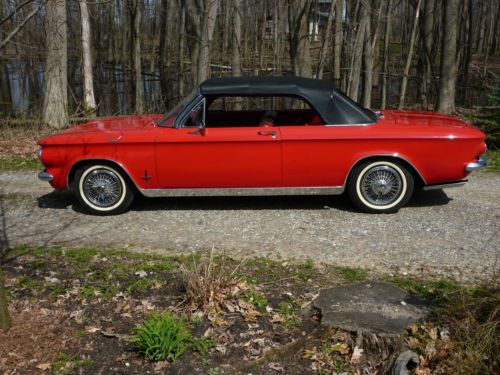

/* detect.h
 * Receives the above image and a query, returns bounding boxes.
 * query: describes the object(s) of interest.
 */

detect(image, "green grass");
[52,352,93,373]
[0,157,41,171]
[486,149,500,171]
[390,276,460,303]
[334,266,368,283]
[244,289,268,312]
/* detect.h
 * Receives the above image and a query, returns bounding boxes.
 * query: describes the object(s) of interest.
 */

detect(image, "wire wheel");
[360,165,403,206]
[82,168,123,208]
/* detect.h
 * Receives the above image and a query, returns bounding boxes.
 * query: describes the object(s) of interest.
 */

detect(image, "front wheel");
[347,160,414,213]
[74,164,134,215]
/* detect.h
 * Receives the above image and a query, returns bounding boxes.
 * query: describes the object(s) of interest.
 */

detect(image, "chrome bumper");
[38,171,54,182]
[465,156,487,172]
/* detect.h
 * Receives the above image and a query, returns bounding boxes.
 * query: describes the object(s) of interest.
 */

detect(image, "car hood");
[38,115,163,145]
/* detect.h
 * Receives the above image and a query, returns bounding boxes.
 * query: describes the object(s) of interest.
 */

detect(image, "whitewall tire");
[347,160,414,213]
[74,164,134,215]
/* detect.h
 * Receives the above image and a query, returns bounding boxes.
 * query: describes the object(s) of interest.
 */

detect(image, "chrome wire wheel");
[359,165,403,207]
[82,168,123,208]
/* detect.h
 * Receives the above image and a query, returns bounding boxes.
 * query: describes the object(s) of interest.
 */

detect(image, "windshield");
[157,90,198,127]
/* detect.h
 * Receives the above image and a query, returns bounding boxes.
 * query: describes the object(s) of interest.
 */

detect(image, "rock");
[312,282,430,334]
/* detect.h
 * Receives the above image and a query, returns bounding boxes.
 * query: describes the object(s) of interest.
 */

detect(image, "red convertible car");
[37,77,487,215]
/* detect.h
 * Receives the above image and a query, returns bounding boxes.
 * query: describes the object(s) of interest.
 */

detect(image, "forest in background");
[0,0,499,129]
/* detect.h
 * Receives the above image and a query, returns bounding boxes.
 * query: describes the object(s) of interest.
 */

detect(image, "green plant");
[245,289,268,312]
[474,72,500,148]
[334,266,368,282]
[207,368,220,375]
[134,313,192,362]
[191,336,215,355]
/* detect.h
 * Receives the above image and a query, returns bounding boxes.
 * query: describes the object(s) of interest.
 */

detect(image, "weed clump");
[134,313,192,362]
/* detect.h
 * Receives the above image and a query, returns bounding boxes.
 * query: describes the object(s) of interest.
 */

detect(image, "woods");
[0,0,499,126]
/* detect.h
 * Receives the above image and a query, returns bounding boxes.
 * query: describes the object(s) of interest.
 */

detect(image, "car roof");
[199,76,376,125]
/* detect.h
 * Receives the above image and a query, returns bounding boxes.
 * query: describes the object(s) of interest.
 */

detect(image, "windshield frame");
[156,89,200,127]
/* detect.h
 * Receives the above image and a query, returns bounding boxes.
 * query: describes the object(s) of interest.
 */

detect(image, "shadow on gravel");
[36,189,451,213]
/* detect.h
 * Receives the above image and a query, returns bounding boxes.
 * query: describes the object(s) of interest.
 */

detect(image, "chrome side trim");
[324,122,374,127]
[38,171,54,182]
[423,181,467,191]
[139,186,345,198]
[465,157,487,172]
[343,154,427,186]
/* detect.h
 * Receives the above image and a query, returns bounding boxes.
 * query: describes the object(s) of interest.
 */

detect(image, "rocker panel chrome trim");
[139,186,345,198]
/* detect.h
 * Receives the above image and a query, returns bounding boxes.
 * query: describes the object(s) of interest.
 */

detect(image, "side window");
[182,99,205,128]
[205,96,324,127]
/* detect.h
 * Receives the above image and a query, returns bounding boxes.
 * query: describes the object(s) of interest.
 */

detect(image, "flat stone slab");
[313,282,430,334]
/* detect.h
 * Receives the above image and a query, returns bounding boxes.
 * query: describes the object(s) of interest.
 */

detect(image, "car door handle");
[258,130,277,139]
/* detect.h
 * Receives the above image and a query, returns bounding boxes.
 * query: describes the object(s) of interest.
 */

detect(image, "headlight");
[38,146,42,161]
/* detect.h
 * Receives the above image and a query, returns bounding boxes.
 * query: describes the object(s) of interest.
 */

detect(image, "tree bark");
[317,0,336,79]
[398,0,422,109]
[288,0,312,77]
[197,0,219,85]
[362,4,373,108]
[437,0,459,114]
[231,0,242,78]
[43,0,68,129]
[420,0,436,107]
[79,0,96,114]
[348,3,367,102]
[178,0,186,99]
[0,62,12,116]
[131,0,142,114]
[333,0,343,86]
[381,0,392,109]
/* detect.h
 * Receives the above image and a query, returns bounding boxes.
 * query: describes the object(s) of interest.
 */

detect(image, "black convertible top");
[199,76,376,125]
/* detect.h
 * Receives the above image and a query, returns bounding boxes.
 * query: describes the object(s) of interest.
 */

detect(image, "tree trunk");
[362,4,373,108]
[197,0,219,84]
[288,0,312,77]
[316,0,336,79]
[381,0,392,109]
[333,0,343,86]
[159,0,170,98]
[43,0,68,129]
[0,62,12,116]
[231,0,242,78]
[131,0,142,114]
[178,0,186,99]
[398,0,422,110]
[79,0,96,114]
[437,0,459,114]
[348,4,367,102]
[420,0,436,107]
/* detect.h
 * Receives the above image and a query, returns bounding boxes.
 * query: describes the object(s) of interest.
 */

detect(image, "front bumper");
[38,170,54,182]
[465,156,487,172]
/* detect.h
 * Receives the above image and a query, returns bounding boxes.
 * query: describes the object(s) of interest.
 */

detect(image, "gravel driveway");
[1,170,499,280]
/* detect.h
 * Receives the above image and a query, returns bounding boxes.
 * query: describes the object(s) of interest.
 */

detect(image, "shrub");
[474,71,500,148]
[134,313,192,362]
[179,249,245,313]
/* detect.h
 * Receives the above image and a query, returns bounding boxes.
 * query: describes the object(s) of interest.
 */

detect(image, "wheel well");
[67,159,139,192]
[347,156,425,187]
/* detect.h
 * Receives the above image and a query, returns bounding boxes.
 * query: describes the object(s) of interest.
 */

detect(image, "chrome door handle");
[258,130,277,139]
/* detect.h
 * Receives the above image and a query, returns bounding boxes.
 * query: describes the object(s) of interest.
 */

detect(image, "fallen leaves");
[35,363,52,370]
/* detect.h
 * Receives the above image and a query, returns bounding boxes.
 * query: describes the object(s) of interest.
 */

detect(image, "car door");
[154,99,282,188]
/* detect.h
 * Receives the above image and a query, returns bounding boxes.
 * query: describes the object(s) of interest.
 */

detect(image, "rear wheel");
[347,160,414,213]
[74,165,134,215]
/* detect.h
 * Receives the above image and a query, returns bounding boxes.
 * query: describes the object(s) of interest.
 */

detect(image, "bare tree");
[197,0,219,84]
[43,0,68,129]
[398,0,422,109]
[130,0,142,114]
[317,0,336,79]
[381,0,392,109]
[437,0,459,114]
[79,0,96,114]
[288,0,312,77]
